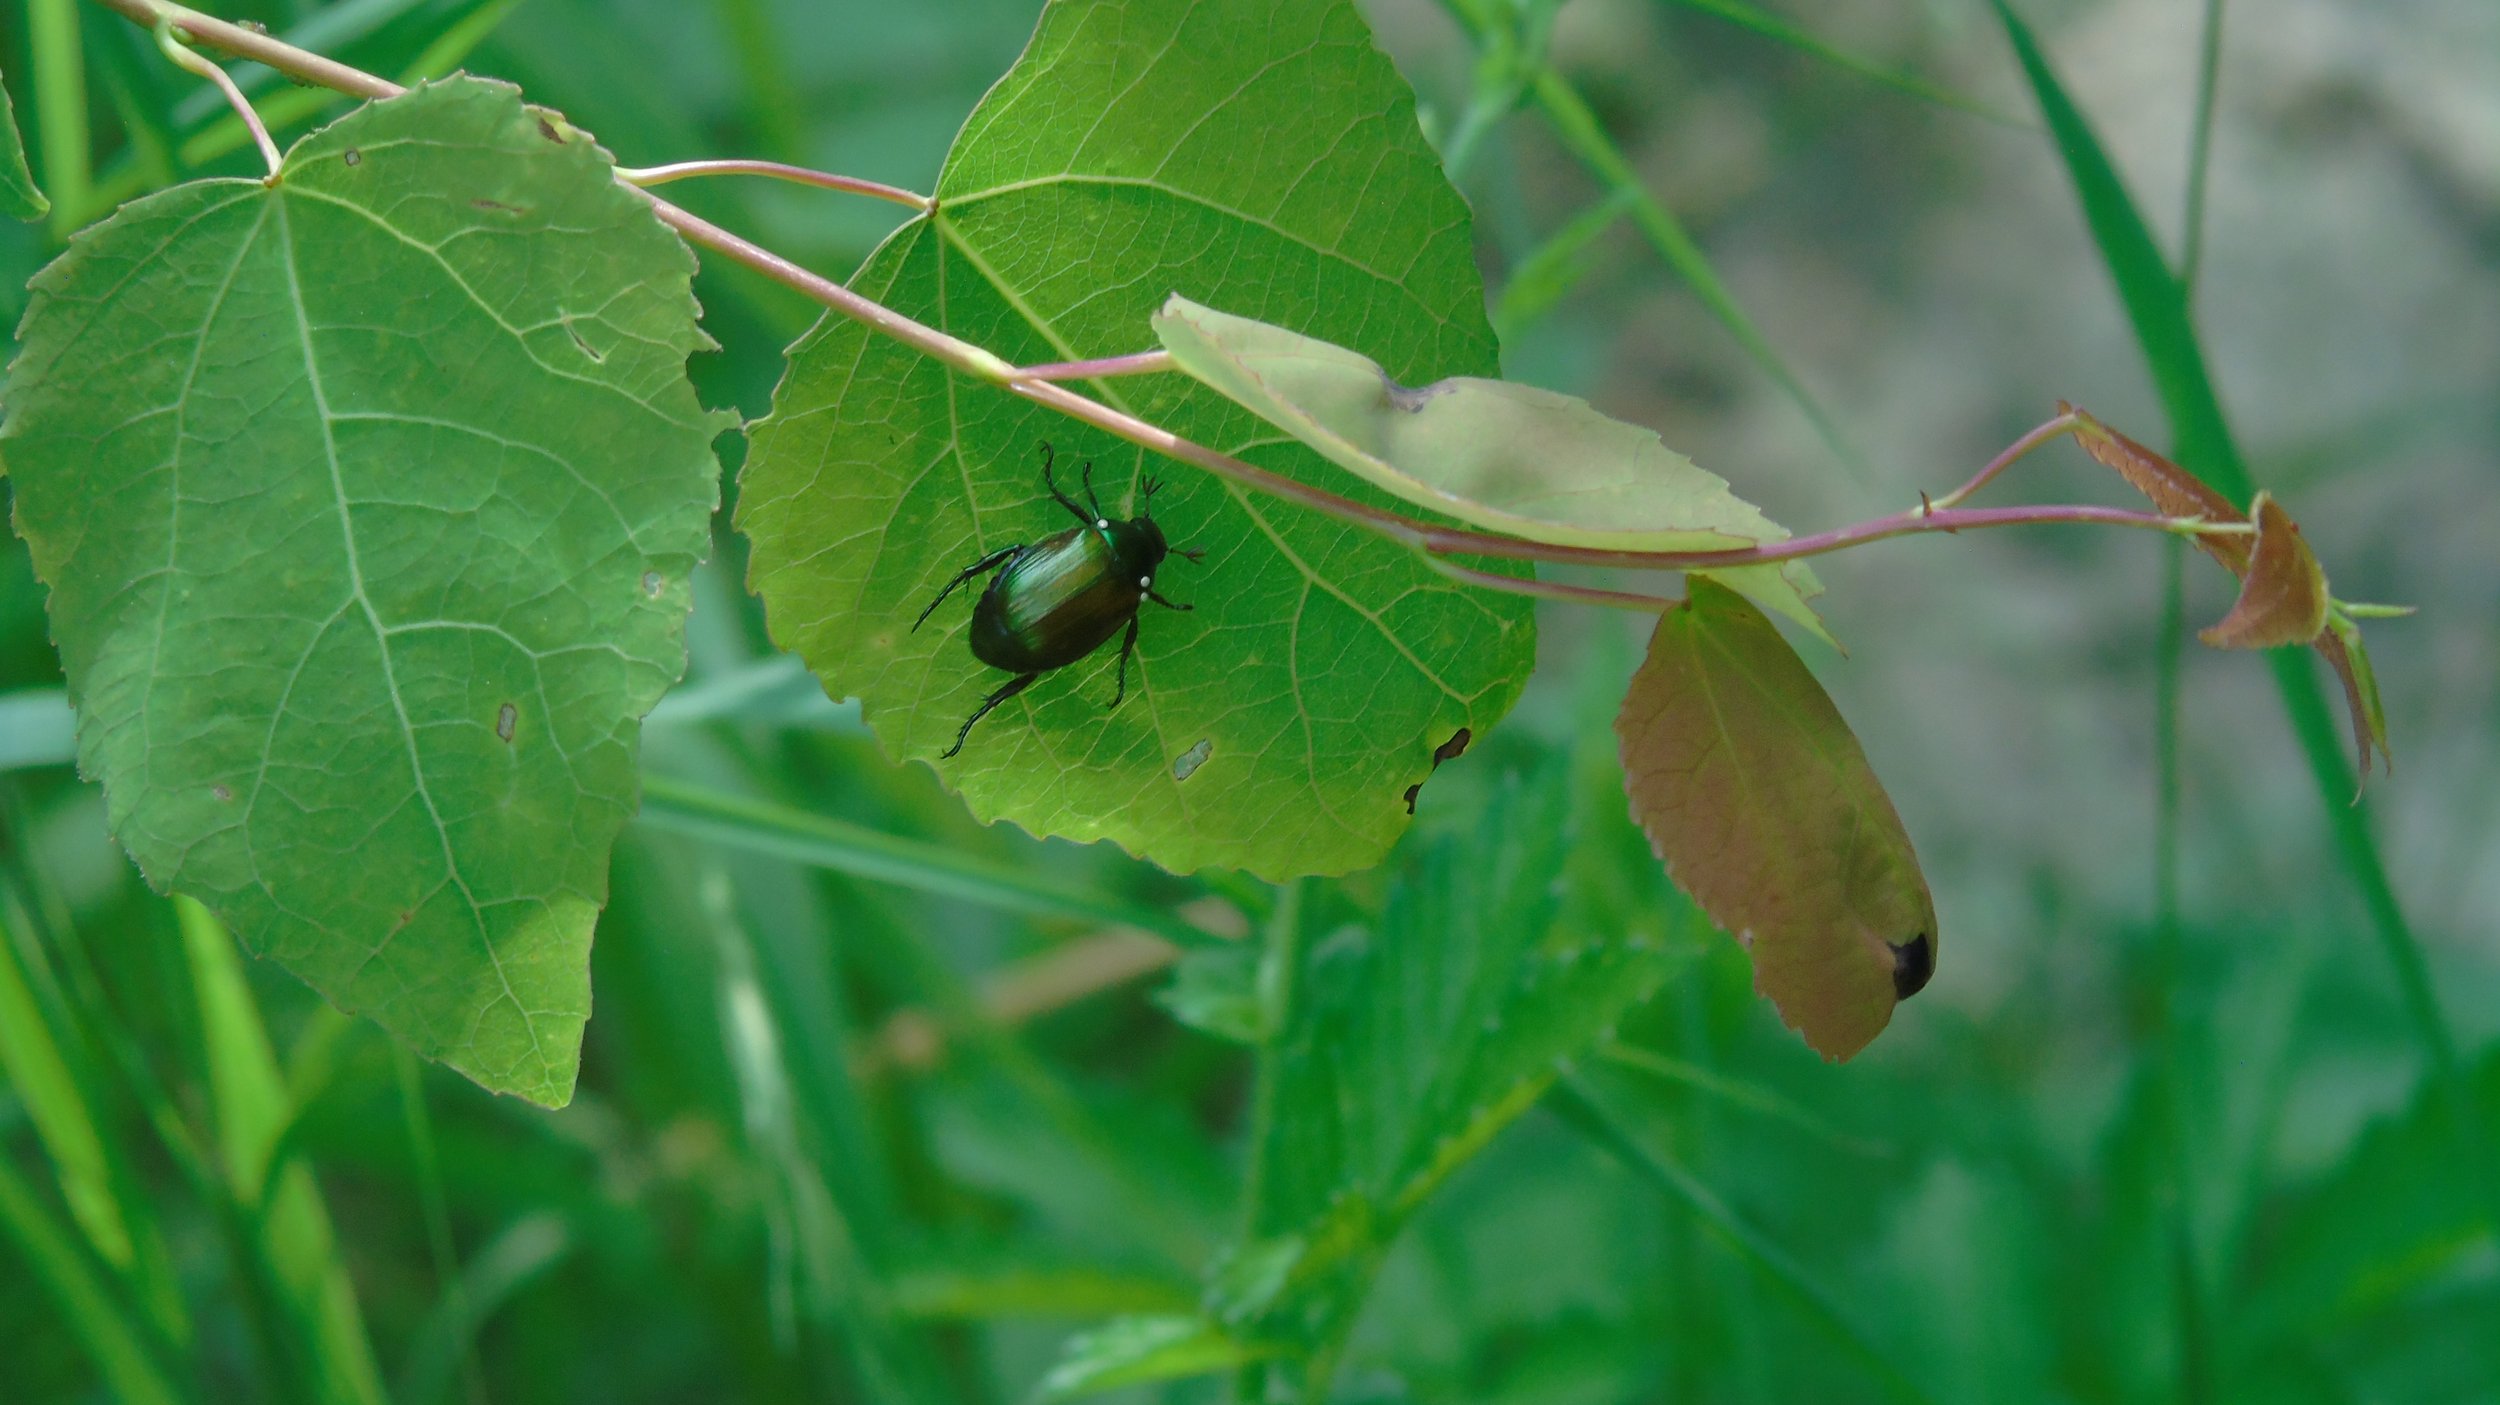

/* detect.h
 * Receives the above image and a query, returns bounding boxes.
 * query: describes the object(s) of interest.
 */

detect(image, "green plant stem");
[1524,65,1867,479]
[91,0,2250,614]
[31,0,95,240]
[1233,879,1305,1405]
[2179,0,2227,295]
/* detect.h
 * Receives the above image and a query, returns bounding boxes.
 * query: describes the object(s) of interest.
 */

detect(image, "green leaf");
[1039,1314,1270,1400]
[738,0,1536,880]
[1240,760,1681,1355]
[0,78,727,1106]
[0,64,46,221]
[1153,295,1829,641]
[1615,579,1934,1061]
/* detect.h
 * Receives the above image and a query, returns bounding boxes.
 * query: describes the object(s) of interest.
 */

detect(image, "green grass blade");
[178,899,386,1405]
[1529,67,1868,478]
[0,1155,186,1405]
[1551,1078,1936,1405]
[635,774,1221,951]
[1661,0,2024,126]
[1493,188,1633,342]
[0,911,135,1269]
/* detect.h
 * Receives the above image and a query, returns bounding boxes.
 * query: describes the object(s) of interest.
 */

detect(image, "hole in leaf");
[566,322,606,363]
[1402,726,1473,813]
[641,570,665,598]
[1173,738,1213,781]
[1890,933,1934,1000]
[211,783,233,802]
[341,148,361,167]
[495,702,518,743]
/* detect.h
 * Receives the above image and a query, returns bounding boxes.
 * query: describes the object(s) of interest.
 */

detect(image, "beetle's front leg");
[1146,589,1192,612]
[913,546,1021,632]
[1108,613,1142,709]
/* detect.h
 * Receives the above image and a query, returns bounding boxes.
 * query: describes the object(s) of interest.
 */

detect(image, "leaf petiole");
[151,17,278,178]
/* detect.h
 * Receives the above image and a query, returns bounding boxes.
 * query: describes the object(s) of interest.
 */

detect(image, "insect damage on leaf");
[1615,580,1937,1061]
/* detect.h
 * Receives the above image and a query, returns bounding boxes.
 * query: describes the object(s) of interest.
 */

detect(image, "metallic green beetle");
[914,444,1199,758]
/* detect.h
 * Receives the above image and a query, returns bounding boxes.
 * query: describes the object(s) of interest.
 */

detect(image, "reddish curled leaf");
[1616,580,1937,1061]
[2066,405,2250,573]
[2201,492,2330,649]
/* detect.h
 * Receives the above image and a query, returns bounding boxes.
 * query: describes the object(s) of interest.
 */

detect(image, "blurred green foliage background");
[3,0,2495,1401]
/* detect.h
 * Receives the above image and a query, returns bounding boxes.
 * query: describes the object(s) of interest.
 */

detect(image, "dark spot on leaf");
[534,113,562,142]
[1889,932,1934,1000]
[211,783,233,802]
[1403,726,1474,813]
[1173,738,1213,781]
[566,323,605,363]
[641,570,665,598]
[1380,372,1455,414]
[472,198,526,215]
[495,702,518,743]
[341,148,361,167]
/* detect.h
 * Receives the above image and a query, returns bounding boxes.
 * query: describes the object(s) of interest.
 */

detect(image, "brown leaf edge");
[2065,405,2396,784]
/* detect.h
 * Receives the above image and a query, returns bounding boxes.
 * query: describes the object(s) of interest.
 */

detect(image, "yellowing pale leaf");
[1152,296,1830,643]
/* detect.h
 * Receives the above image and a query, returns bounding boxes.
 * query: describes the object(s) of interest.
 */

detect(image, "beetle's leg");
[1108,613,1142,709]
[941,672,1039,759]
[1081,460,1108,521]
[1146,589,1193,612]
[1044,452,1098,528]
[912,546,1021,632]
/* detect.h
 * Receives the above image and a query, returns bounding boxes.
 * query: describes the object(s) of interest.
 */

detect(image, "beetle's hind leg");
[942,672,1040,759]
[913,545,1021,632]
[1108,614,1142,709]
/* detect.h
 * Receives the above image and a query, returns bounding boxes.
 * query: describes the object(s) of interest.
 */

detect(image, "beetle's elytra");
[914,444,1200,758]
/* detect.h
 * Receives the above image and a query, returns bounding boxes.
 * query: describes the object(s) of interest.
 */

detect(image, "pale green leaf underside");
[1,65,45,221]
[739,0,1534,879]
[1154,295,1830,643]
[1,78,725,1105]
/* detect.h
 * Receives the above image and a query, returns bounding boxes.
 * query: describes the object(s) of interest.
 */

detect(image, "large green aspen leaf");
[1,78,727,1105]
[739,0,1535,880]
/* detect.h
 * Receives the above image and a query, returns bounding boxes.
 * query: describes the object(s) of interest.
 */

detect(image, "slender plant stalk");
[85,0,2250,609]
[152,19,279,175]
[616,158,930,211]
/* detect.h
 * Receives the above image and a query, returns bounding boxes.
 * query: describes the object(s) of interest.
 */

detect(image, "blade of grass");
[0,898,191,1343]
[178,898,387,1405]
[1595,1045,1890,1158]
[0,1154,187,1405]
[1527,65,1869,479]
[1660,0,2025,126]
[28,0,92,240]
[393,1213,572,1405]
[635,773,1223,951]
[1988,0,2492,1266]
[1493,187,1635,343]
[1550,1077,1938,1405]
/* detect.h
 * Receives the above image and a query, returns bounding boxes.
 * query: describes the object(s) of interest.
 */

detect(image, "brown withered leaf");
[2066,405,2251,574]
[1616,580,1937,1061]
[2201,492,2330,649]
